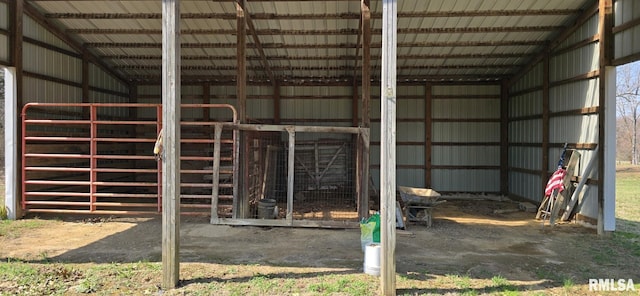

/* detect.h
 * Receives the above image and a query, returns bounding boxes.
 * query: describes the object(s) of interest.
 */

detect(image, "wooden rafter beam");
[102,52,532,61]
[114,64,517,71]
[129,74,508,84]
[86,40,547,48]
[66,26,561,35]
[238,0,277,85]
[44,9,581,19]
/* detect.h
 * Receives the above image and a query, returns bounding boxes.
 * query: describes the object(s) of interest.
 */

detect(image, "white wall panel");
[509,119,541,143]
[433,122,500,142]
[23,43,82,83]
[397,169,425,188]
[509,146,542,171]
[549,114,599,144]
[89,64,127,94]
[22,76,82,104]
[614,0,640,59]
[23,16,75,53]
[509,171,542,201]
[432,84,500,96]
[0,2,7,30]
[397,146,425,166]
[549,79,599,112]
[511,62,543,92]
[281,99,352,120]
[433,99,500,119]
[433,146,499,166]
[550,43,599,82]
[509,92,542,117]
[0,35,7,62]
[432,169,500,192]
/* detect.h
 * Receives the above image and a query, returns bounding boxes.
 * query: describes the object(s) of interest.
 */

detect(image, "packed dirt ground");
[1,198,639,295]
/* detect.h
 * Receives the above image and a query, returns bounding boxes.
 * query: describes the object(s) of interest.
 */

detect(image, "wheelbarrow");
[397,186,445,228]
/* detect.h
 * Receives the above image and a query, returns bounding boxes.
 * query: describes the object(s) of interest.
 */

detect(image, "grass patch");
[616,164,640,235]
[0,218,48,238]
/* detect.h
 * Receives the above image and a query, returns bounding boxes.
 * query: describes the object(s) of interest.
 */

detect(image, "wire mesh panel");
[242,128,360,223]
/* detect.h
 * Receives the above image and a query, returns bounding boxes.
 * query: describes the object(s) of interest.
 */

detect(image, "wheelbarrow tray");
[397,186,443,207]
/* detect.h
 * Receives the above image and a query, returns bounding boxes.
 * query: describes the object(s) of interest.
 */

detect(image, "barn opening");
[2,0,639,232]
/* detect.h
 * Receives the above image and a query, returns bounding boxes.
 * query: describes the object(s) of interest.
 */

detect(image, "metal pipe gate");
[21,103,238,216]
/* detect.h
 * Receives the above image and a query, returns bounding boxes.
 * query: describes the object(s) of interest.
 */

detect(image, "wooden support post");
[274,82,280,124]
[236,0,249,219]
[210,123,223,223]
[380,0,397,294]
[358,0,371,220]
[361,0,371,129]
[541,56,550,193]
[500,80,509,194]
[598,0,615,235]
[359,128,370,219]
[424,83,432,188]
[6,0,24,220]
[286,126,295,225]
[161,0,180,289]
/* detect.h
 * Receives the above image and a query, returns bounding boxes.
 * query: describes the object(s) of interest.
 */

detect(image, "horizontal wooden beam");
[45,9,580,19]
[86,40,546,49]
[114,64,517,71]
[102,52,533,61]
[67,26,561,35]
[130,74,507,84]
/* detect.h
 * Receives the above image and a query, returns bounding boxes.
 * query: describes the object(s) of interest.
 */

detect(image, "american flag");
[545,168,567,197]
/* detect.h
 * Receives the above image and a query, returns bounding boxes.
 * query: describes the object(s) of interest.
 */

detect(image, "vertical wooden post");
[500,80,509,194]
[286,126,295,225]
[424,83,432,188]
[274,82,281,124]
[210,123,223,223]
[358,0,371,219]
[236,0,249,219]
[161,0,180,289]
[541,56,550,192]
[236,0,247,123]
[6,0,24,220]
[598,0,615,235]
[380,0,397,294]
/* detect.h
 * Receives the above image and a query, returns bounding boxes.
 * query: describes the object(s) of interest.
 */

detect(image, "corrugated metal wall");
[508,12,601,219]
[370,84,502,193]
[20,15,129,110]
[614,0,640,62]
[0,2,8,63]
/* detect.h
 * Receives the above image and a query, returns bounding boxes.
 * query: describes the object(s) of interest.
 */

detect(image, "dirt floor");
[2,198,639,295]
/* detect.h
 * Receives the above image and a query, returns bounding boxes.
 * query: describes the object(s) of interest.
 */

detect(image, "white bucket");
[363,243,380,276]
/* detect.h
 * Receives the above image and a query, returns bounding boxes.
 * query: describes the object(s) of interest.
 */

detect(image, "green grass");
[615,164,640,235]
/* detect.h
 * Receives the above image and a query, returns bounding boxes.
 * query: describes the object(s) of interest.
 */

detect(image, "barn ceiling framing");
[15,0,595,85]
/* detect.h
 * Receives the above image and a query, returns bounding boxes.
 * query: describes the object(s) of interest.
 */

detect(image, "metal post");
[380,0,397,294]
